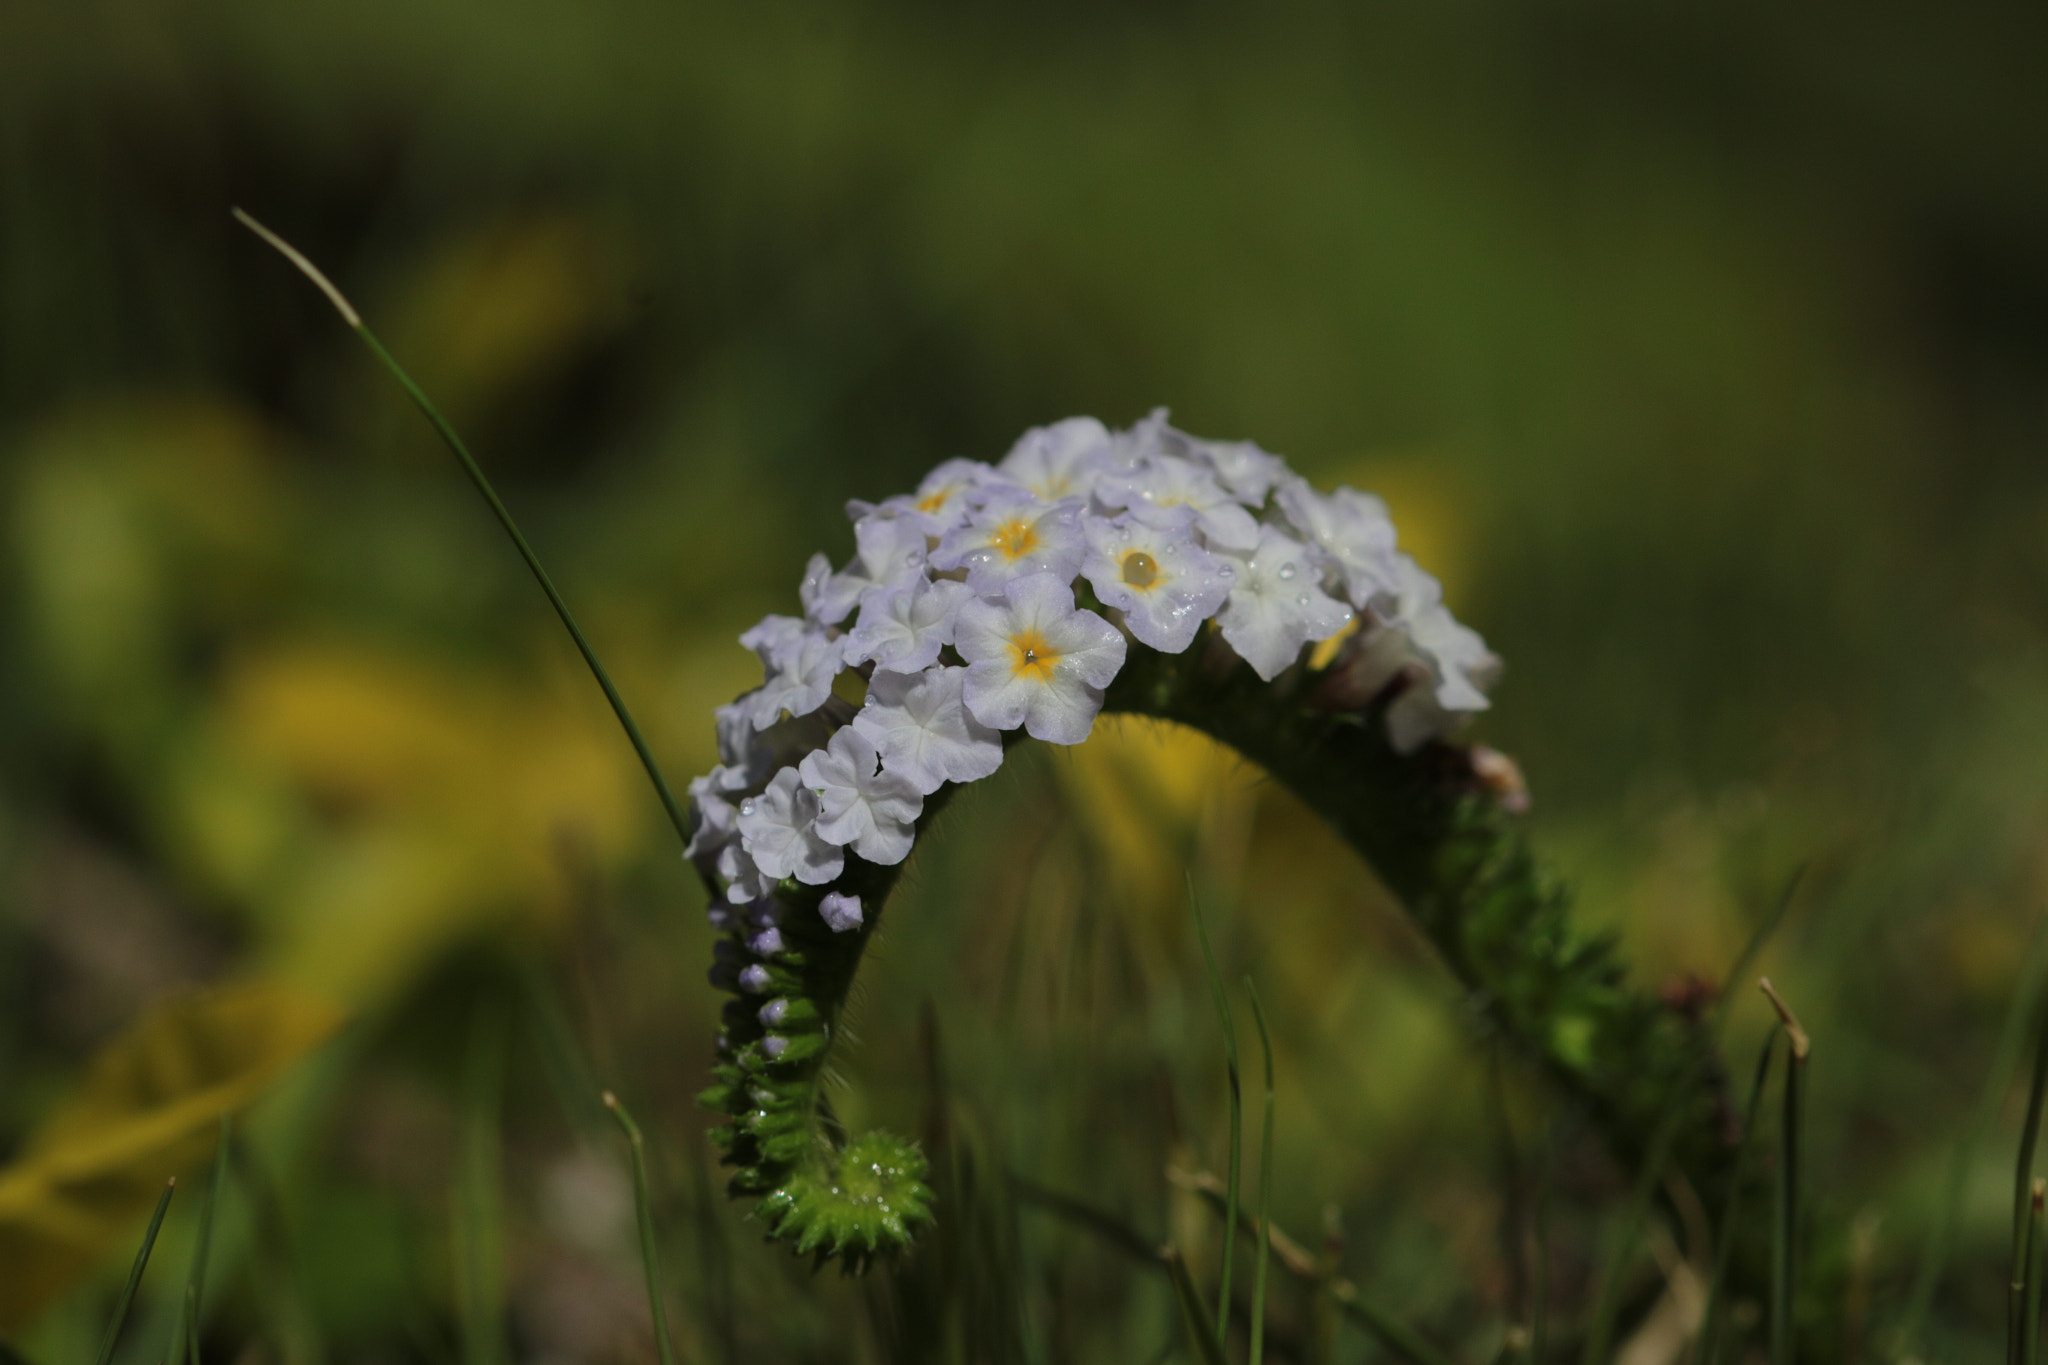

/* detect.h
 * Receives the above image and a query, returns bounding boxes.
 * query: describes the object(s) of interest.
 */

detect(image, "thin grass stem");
[1163,1247,1232,1365]
[93,1178,174,1365]
[457,1007,507,1365]
[1711,866,1804,1042]
[231,208,692,851]
[1896,914,2048,1359]
[1165,1168,1458,1365]
[2027,1180,2045,1365]
[1580,1105,1684,1365]
[1696,1032,1777,1365]
[1532,1118,1551,1365]
[188,1117,230,1365]
[1189,887,1243,1345]
[604,1092,678,1365]
[1759,979,1808,1365]
[162,1117,231,1365]
[1245,980,1276,1365]
[2016,990,2048,1365]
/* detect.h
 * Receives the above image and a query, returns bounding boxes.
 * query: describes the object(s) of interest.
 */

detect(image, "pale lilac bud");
[820,891,864,933]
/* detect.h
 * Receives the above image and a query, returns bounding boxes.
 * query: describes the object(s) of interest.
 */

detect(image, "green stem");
[1760,980,1807,1365]
[605,1093,679,1365]
[1246,981,1276,1365]
[1190,890,1243,1346]
[1697,1031,1777,1365]
[231,208,691,850]
[2027,1181,2045,1365]
[95,1179,175,1365]
[2018,997,2048,1364]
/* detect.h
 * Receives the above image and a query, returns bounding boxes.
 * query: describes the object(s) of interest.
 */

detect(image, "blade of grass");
[1696,1031,1778,1365]
[1760,979,1809,1365]
[455,1006,507,1365]
[1896,914,2048,1359]
[1190,885,1243,1345]
[93,1178,174,1365]
[1163,1247,1232,1365]
[187,1117,230,1365]
[231,208,691,851]
[1532,1117,1552,1365]
[161,1118,230,1365]
[2027,1180,2045,1365]
[1166,1168,1460,1365]
[604,1092,679,1365]
[1711,866,1805,1041]
[1580,1104,1685,1365]
[2016,987,2048,1365]
[1245,979,1276,1365]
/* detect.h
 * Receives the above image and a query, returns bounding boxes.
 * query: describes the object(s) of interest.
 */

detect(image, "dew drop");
[1277,562,1298,581]
[1295,593,1310,607]
[739,799,757,817]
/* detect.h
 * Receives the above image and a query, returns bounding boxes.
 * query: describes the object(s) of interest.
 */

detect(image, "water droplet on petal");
[739,799,757,817]
[1296,593,1310,607]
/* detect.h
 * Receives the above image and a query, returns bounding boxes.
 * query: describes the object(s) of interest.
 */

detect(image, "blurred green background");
[2,1,2046,1360]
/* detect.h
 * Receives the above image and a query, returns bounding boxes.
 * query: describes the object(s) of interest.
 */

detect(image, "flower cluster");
[687,411,1499,932]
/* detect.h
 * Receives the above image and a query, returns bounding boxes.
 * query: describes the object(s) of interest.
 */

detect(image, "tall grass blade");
[231,207,692,850]
[1328,1288,1460,1365]
[2016,989,2048,1365]
[1190,886,1243,1344]
[187,1117,230,1365]
[161,1117,231,1365]
[93,1178,174,1365]
[1245,980,1276,1365]
[1163,1247,1231,1365]
[1896,914,2048,1358]
[2026,1180,2045,1365]
[1697,1032,1777,1365]
[1712,866,1804,1041]
[1531,1118,1551,1365]
[455,1007,507,1365]
[1760,979,1809,1365]
[1168,1167,1456,1365]
[605,1092,679,1365]
[1579,1106,1684,1365]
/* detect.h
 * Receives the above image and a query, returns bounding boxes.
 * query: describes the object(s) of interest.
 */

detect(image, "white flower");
[1118,410,1286,503]
[1273,476,1399,608]
[684,775,739,861]
[819,891,864,933]
[931,489,1087,594]
[797,727,924,865]
[1359,555,1501,753]
[715,839,778,904]
[1214,526,1355,680]
[850,666,1004,795]
[736,767,844,884]
[742,626,844,731]
[843,576,973,674]
[954,572,1127,744]
[1186,435,1286,506]
[1094,453,1261,550]
[858,457,1012,536]
[1080,512,1233,653]
[997,416,1116,502]
[811,513,932,624]
[797,552,836,624]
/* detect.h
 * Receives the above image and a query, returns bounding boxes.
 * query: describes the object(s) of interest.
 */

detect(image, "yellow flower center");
[991,517,1039,560]
[1007,628,1061,683]
[917,485,955,515]
[1120,550,1160,591]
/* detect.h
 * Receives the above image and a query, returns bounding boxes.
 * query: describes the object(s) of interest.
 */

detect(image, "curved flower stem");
[702,639,1737,1270]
